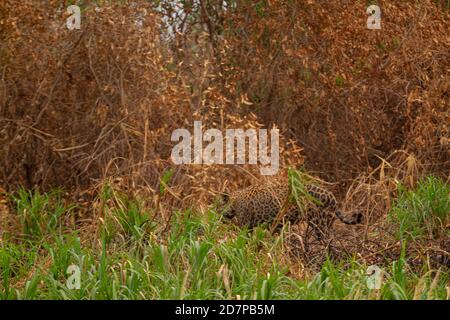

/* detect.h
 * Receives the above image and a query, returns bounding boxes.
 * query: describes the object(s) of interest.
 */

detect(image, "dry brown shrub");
[0,1,303,211]
[1,1,180,188]
[179,0,449,185]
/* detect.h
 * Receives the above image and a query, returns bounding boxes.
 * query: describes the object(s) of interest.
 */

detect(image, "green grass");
[389,176,449,240]
[11,188,75,240]
[0,177,448,300]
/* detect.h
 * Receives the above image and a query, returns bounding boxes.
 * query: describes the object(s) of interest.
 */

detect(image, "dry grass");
[0,0,303,211]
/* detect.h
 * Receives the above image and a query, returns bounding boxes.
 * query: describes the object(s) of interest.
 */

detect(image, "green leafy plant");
[12,189,74,239]
[389,176,449,240]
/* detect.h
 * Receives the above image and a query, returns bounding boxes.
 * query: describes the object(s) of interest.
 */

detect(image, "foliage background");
[0,0,448,299]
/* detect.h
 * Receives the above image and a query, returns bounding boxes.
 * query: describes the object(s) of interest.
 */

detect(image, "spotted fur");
[222,181,362,239]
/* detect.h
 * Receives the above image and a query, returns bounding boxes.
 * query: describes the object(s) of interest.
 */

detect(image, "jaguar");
[221,181,363,239]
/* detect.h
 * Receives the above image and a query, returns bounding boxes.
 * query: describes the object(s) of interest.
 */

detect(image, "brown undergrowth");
[0,1,302,212]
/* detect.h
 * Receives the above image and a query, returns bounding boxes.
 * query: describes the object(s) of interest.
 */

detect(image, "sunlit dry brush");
[0,1,183,188]
[174,0,449,183]
[0,1,304,215]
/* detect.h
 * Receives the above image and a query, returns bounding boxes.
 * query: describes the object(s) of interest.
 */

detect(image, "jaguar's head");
[218,193,236,220]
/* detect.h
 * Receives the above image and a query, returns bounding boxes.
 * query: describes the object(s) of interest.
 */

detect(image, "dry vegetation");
[0,0,448,299]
